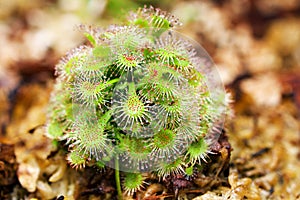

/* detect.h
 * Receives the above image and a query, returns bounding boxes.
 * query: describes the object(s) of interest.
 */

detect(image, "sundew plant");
[46,6,231,198]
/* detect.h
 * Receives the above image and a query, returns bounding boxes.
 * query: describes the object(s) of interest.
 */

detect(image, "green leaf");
[83,33,96,46]
[93,46,111,58]
[134,18,149,28]
[47,121,64,138]
[185,166,194,176]
[151,15,170,29]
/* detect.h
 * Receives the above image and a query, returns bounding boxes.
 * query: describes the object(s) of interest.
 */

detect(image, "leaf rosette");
[46,7,230,178]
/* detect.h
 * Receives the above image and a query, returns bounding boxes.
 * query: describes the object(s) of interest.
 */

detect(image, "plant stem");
[115,157,122,200]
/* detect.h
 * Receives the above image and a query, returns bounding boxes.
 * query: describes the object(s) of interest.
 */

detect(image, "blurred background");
[0,0,300,199]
